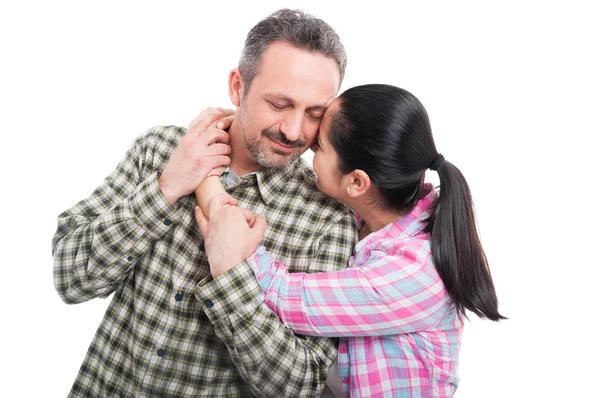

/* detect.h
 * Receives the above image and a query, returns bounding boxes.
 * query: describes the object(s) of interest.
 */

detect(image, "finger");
[250,215,268,246]
[238,207,257,225]
[205,143,231,156]
[253,215,267,236]
[215,130,230,144]
[194,206,209,236]
[214,107,235,118]
[202,128,230,146]
[189,108,233,136]
[188,107,218,127]
[209,114,234,130]
[216,114,235,130]
[188,113,221,136]
[206,108,235,128]
[208,194,238,216]
[208,155,231,170]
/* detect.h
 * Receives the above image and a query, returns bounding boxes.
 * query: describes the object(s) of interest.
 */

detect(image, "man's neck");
[227,118,265,177]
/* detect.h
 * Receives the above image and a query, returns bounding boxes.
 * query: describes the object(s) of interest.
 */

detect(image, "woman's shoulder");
[358,232,435,273]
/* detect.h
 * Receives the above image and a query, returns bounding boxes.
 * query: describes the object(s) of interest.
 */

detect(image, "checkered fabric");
[248,185,463,397]
[52,125,357,397]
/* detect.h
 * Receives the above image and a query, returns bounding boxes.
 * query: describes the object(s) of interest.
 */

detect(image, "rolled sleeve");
[130,172,184,237]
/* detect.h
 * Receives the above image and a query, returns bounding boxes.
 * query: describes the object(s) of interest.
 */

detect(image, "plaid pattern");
[248,185,463,397]
[52,126,357,397]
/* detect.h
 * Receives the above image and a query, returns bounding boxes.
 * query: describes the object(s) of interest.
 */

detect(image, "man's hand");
[195,194,267,279]
[158,107,234,206]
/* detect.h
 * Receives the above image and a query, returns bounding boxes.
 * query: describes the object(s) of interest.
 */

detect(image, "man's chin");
[271,148,296,157]
[257,150,300,169]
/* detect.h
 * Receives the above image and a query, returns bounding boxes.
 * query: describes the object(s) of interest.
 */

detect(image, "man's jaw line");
[226,119,264,175]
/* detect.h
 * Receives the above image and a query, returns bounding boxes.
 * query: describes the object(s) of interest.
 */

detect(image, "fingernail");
[217,122,224,128]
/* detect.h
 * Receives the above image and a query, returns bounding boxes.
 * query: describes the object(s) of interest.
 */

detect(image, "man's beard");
[244,128,306,169]
[239,100,307,169]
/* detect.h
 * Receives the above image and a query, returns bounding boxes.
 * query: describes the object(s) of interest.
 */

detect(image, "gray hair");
[238,9,347,90]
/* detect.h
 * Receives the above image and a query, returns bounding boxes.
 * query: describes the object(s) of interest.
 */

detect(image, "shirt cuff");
[130,172,184,238]
[246,246,279,290]
[195,260,265,324]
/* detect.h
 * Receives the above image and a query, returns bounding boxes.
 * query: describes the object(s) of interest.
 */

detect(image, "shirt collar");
[222,158,303,205]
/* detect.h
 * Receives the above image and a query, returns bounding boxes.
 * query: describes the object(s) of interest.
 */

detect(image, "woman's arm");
[195,166,227,215]
[247,242,452,337]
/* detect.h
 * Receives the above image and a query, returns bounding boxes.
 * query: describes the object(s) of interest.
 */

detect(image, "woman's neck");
[355,205,404,240]
[352,185,429,240]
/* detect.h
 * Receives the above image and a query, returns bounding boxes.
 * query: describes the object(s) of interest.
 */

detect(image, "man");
[52,9,357,397]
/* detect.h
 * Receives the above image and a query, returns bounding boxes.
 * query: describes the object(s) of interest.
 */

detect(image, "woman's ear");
[345,169,371,198]
[228,69,243,107]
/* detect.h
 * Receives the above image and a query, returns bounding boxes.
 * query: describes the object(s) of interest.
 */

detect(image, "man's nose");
[280,112,304,142]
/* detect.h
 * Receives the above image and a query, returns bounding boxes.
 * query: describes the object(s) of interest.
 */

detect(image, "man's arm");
[53,110,232,304]
[52,129,184,304]
[195,214,356,397]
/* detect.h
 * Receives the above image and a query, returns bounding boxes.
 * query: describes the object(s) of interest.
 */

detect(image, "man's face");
[238,41,340,169]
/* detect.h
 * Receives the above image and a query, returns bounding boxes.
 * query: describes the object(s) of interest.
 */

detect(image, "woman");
[196,84,505,397]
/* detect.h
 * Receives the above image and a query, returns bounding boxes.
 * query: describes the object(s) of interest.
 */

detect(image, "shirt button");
[339,347,347,354]
[157,349,166,357]
[127,255,133,261]
[205,299,214,308]
[342,377,349,384]
[163,219,172,226]
[175,293,183,302]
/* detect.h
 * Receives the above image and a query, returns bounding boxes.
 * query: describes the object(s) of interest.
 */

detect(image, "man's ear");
[228,69,243,107]
[346,170,371,198]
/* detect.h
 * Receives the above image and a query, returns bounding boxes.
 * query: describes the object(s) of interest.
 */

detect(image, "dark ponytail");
[430,160,506,321]
[330,84,505,321]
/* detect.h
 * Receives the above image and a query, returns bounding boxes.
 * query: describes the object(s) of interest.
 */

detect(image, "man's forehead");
[251,42,341,99]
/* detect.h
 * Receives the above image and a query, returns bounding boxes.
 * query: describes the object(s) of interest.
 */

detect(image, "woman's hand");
[195,194,267,278]
[158,107,234,206]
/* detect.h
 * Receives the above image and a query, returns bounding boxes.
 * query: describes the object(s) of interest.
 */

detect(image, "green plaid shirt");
[52,126,357,397]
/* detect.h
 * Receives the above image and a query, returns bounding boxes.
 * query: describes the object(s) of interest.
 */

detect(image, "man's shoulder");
[131,125,185,172]
[138,125,186,149]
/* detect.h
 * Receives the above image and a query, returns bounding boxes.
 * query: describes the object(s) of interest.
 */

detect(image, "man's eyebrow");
[265,94,328,112]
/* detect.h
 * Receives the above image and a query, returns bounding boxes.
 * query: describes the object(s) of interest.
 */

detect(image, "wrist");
[210,256,244,279]
[158,175,180,206]
[206,167,226,178]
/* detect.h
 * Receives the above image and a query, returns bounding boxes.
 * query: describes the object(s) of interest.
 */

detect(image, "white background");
[1,1,598,397]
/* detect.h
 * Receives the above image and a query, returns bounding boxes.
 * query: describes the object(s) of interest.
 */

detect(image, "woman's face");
[312,100,346,201]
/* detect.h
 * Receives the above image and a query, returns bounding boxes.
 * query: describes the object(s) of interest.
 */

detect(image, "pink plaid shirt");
[247,185,463,397]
